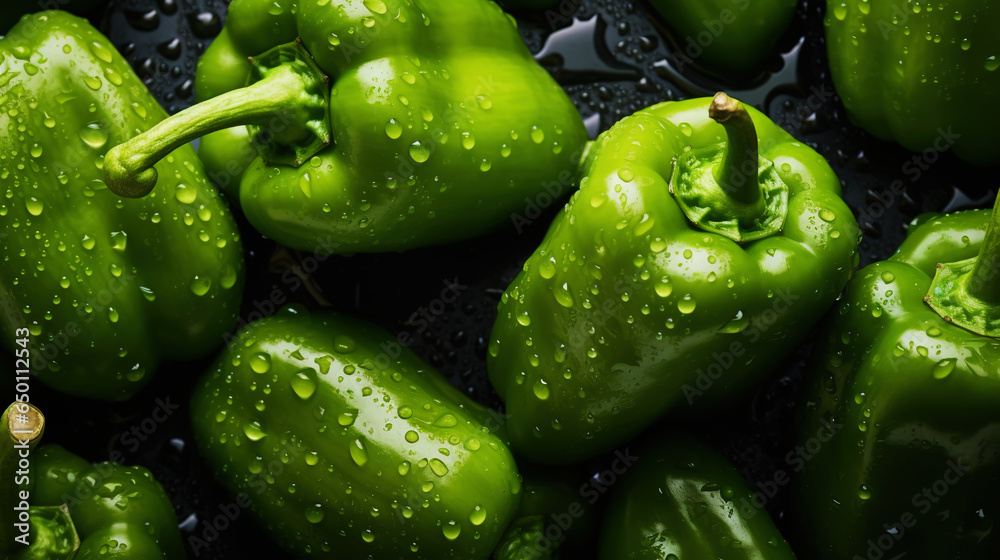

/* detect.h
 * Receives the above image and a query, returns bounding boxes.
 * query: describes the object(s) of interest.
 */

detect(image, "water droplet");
[933,358,957,379]
[554,283,574,308]
[175,183,197,204]
[409,141,430,163]
[858,485,871,500]
[655,277,673,298]
[833,3,848,20]
[678,295,697,314]
[250,352,272,374]
[108,308,119,323]
[719,311,748,333]
[243,420,267,441]
[461,132,476,150]
[434,414,458,428]
[531,127,545,143]
[442,521,461,540]
[516,311,531,326]
[349,438,368,466]
[539,258,556,279]
[987,56,999,72]
[299,173,312,198]
[429,458,449,477]
[190,276,211,296]
[405,430,419,443]
[398,406,413,419]
[469,506,487,526]
[385,119,402,139]
[338,411,357,426]
[819,209,836,222]
[363,0,387,14]
[398,461,410,475]
[291,369,318,399]
[533,379,550,400]
[305,504,325,523]
[25,198,43,216]
[110,231,127,251]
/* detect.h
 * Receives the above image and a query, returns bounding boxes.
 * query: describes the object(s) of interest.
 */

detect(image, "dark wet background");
[20,0,994,557]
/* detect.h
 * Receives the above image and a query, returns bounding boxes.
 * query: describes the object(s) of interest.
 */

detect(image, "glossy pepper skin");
[598,435,796,559]
[647,0,797,80]
[825,0,1000,166]
[488,94,859,464]
[795,198,1000,558]
[191,308,522,559]
[0,12,245,401]
[105,0,589,254]
[17,445,185,559]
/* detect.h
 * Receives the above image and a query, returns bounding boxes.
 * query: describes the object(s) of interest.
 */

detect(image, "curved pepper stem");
[1,403,45,555]
[967,195,1000,305]
[709,92,762,206]
[105,41,331,198]
[669,92,788,243]
[926,193,1000,337]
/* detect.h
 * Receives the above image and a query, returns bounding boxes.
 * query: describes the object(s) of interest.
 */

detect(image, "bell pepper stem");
[966,194,1000,305]
[1,403,45,555]
[709,92,762,206]
[105,56,328,198]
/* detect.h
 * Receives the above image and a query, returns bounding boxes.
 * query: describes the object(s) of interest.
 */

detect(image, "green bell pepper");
[795,195,1000,558]
[1,404,184,559]
[825,0,1000,166]
[104,0,589,254]
[647,0,797,79]
[0,0,104,32]
[488,93,859,464]
[191,307,522,559]
[0,11,245,401]
[598,434,796,559]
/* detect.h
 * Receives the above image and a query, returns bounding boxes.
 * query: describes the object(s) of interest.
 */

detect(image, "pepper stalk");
[669,92,788,243]
[104,41,331,198]
[926,193,1000,337]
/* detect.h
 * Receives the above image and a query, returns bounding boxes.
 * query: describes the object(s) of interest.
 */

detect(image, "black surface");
[16,0,996,558]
